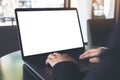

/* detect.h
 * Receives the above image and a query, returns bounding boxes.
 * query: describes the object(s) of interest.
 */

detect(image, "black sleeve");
[51,61,82,80]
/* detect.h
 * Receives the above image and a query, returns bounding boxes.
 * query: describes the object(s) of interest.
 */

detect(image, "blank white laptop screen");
[16,9,84,56]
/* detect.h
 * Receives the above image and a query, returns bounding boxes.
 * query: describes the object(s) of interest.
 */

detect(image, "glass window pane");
[0,0,64,26]
[31,0,64,8]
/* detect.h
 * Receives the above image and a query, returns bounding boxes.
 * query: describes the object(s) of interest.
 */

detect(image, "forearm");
[51,61,82,80]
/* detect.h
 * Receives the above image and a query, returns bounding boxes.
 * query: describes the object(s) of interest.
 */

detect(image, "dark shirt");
[51,61,82,80]
[51,21,120,80]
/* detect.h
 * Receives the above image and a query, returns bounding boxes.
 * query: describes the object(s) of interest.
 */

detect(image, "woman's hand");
[46,53,75,67]
[79,48,104,63]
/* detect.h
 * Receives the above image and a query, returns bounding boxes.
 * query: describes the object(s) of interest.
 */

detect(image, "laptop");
[15,8,85,80]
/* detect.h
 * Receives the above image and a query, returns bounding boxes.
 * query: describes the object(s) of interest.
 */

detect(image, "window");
[0,0,64,26]
[92,0,115,19]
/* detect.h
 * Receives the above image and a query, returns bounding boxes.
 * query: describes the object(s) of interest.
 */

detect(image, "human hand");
[79,48,103,63]
[46,53,75,67]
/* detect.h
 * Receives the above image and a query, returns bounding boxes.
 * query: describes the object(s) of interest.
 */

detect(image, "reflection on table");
[0,45,99,80]
[0,51,24,80]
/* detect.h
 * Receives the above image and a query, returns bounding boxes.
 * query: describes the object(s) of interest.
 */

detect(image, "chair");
[0,26,20,57]
[87,19,116,47]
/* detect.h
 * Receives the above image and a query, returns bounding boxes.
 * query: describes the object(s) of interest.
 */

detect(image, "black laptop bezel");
[15,8,85,61]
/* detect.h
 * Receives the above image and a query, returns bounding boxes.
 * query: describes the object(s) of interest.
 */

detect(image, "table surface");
[0,45,99,80]
[0,51,24,80]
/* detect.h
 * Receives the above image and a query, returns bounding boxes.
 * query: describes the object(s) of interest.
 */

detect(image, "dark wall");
[0,26,20,57]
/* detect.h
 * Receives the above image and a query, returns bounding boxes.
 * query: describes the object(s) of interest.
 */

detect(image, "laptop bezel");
[15,8,85,61]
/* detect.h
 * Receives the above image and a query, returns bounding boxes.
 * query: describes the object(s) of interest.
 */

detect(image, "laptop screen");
[15,8,84,57]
